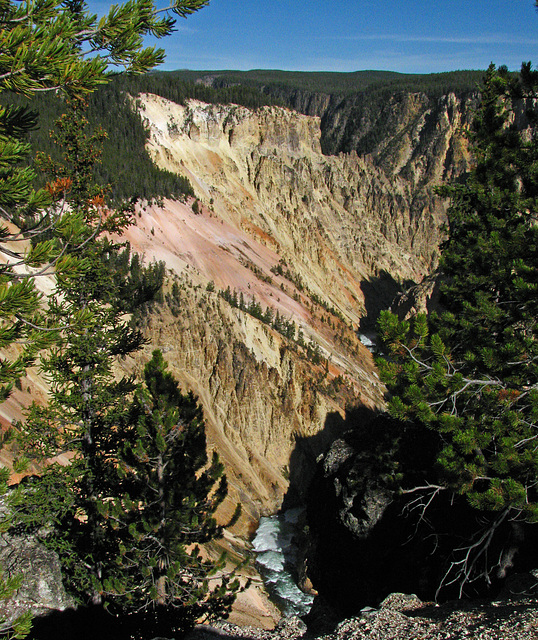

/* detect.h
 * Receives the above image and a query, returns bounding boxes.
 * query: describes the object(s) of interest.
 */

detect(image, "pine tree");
[0,2,210,636]
[14,241,144,599]
[2,98,144,637]
[377,63,538,595]
[13,116,146,599]
[11,100,239,636]
[111,350,240,637]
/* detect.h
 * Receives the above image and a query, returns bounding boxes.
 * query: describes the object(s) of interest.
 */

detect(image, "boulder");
[0,535,73,627]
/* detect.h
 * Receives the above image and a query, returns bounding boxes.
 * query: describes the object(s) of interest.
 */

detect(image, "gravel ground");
[185,591,538,640]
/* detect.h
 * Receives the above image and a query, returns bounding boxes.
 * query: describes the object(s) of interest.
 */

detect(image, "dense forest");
[142,68,485,100]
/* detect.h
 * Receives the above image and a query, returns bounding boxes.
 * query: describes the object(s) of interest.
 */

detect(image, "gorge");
[0,72,495,632]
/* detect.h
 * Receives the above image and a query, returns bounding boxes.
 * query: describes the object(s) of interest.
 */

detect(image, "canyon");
[127,90,475,624]
[128,87,474,514]
[0,85,477,628]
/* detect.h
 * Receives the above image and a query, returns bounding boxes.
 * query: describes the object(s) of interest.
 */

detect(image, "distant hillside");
[143,68,484,98]
[118,68,485,156]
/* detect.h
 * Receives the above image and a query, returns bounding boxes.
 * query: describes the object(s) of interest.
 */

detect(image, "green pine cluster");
[2,82,196,205]
[10,73,238,640]
[377,62,538,594]
[114,349,240,635]
[0,0,207,397]
[140,68,484,103]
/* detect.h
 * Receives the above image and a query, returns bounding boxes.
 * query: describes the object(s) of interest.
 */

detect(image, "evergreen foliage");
[0,0,208,398]
[111,349,239,637]
[0,1,211,632]
[11,99,150,606]
[377,63,538,595]
[2,84,195,204]
[142,68,485,102]
[11,93,237,638]
[219,287,299,344]
[103,241,165,314]
[0,1,242,632]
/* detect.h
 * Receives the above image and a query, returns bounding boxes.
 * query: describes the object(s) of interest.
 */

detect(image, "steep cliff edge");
[121,92,474,519]
[136,93,474,325]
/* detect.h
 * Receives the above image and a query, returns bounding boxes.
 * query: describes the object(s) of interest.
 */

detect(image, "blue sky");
[92,0,538,74]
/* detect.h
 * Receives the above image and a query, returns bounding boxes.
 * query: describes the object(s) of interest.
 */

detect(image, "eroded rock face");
[0,90,479,627]
[130,287,369,523]
[137,93,474,326]
[390,273,441,320]
[117,93,476,530]
[117,93,476,623]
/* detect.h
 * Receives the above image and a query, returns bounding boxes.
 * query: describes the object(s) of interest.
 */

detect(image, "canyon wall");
[137,91,474,321]
[123,90,476,517]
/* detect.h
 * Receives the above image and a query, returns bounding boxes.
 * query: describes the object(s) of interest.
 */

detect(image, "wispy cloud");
[160,50,260,71]
[285,47,528,75]
[325,33,538,46]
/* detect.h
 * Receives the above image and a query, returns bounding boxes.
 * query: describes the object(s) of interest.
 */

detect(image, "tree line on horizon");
[1,67,486,209]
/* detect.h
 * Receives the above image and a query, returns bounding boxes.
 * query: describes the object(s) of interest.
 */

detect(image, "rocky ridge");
[137,93,472,319]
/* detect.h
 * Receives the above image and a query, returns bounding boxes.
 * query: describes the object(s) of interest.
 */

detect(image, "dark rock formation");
[389,273,442,320]
[302,409,538,616]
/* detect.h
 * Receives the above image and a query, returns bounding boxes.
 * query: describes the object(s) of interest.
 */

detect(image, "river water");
[252,508,314,617]
[359,332,376,352]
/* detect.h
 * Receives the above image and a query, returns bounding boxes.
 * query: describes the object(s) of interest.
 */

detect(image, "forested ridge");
[143,68,485,99]
[1,84,194,204]
[3,68,485,205]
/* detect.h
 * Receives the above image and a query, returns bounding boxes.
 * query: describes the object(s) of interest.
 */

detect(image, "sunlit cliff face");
[113,93,471,524]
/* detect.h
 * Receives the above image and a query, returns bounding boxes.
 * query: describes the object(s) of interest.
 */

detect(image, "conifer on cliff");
[379,64,538,593]
[112,349,240,637]
[377,62,538,595]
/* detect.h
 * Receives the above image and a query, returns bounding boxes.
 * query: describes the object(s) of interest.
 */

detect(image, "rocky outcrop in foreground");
[302,410,538,613]
[0,535,73,631]
[187,587,538,640]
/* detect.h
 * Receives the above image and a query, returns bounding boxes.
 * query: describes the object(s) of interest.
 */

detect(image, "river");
[252,508,314,617]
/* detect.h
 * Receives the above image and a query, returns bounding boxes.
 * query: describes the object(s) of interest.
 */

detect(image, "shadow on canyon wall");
[359,271,409,332]
[281,411,349,511]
